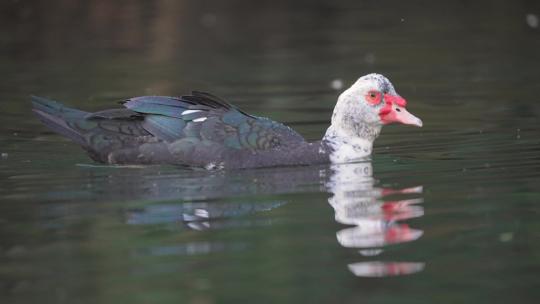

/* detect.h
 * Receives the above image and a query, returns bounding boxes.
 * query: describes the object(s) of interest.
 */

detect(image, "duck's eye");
[365,90,382,105]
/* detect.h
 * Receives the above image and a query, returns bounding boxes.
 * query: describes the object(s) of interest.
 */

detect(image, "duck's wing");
[121,91,306,150]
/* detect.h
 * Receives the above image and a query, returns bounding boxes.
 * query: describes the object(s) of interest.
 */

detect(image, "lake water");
[1,1,540,303]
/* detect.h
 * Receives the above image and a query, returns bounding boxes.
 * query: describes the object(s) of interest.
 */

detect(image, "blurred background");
[2,0,540,123]
[1,1,540,304]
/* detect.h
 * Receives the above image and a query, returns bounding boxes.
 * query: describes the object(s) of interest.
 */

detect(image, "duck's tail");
[31,96,89,145]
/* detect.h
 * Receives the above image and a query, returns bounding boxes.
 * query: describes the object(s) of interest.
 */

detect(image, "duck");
[32,73,422,169]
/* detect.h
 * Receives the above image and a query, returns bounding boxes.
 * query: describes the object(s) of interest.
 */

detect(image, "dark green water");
[1,1,540,303]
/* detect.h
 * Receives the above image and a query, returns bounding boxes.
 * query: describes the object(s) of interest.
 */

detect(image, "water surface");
[1,1,540,303]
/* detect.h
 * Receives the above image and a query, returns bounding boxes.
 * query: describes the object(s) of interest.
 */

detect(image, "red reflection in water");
[327,163,425,277]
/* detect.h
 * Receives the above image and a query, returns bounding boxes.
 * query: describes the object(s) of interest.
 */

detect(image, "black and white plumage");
[31,74,422,169]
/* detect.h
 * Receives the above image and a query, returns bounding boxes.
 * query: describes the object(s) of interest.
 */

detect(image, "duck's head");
[324,74,422,162]
[330,73,422,138]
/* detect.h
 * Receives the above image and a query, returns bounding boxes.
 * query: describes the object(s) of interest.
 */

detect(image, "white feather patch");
[181,110,202,115]
[193,117,207,122]
[323,126,373,163]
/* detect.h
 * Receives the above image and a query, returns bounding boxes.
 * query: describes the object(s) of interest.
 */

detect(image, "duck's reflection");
[120,161,425,277]
[326,162,425,277]
[126,201,286,231]
[347,261,425,278]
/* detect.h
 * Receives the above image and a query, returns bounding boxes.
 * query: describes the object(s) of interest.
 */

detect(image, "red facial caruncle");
[377,93,422,127]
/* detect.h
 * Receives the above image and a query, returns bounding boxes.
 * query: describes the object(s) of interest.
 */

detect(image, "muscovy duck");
[32,73,422,169]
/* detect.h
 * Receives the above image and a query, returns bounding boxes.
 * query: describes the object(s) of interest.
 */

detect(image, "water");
[1,1,540,303]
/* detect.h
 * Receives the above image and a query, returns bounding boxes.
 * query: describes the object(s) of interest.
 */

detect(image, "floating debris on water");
[526,14,539,29]
[330,78,344,90]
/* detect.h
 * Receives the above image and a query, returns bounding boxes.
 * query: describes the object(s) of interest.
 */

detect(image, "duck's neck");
[322,124,380,163]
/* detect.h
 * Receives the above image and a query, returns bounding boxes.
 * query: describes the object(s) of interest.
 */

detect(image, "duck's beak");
[379,94,423,127]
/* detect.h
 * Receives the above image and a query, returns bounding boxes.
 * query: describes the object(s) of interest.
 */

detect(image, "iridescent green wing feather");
[124,92,305,151]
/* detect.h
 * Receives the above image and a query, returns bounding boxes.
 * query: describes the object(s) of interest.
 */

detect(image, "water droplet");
[526,14,539,29]
[1,152,7,159]
[330,79,344,90]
